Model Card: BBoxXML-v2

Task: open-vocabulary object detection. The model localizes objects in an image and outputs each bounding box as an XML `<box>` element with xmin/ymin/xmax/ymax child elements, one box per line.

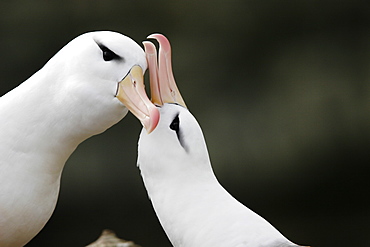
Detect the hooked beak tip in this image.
<box><xmin>141</xmin><ymin>106</ymin><xmax>160</xmax><ymax>134</ymax></box>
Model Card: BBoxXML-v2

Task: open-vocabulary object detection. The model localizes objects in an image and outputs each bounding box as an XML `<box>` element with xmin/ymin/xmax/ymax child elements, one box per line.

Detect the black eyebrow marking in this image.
<box><xmin>170</xmin><ymin>114</ymin><xmax>188</xmax><ymax>152</ymax></box>
<box><xmin>95</xmin><ymin>41</ymin><xmax>123</xmax><ymax>61</ymax></box>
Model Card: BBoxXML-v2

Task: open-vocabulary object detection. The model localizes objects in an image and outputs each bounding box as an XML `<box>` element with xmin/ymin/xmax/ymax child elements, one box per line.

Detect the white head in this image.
<box><xmin>137</xmin><ymin>34</ymin><xmax>211</xmax><ymax>182</ymax></box>
<box><xmin>46</xmin><ymin>31</ymin><xmax>147</xmax><ymax>85</ymax></box>
<box><xmin>138</xmin><ymin>103</ymin><xmax>211</xmax><ymax>180</ymax></box>
<box><xmin>34</xmin><ymin>31</ymin><xmax>159</xmax><ymax>137</ymax></box>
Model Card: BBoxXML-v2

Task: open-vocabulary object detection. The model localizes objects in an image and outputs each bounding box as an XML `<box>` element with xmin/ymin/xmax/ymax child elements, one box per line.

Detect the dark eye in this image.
<box><xmin>98</xmin><ymin>44</ymin><xmax>120</xmax><ymax>61</ymax></box>
<box><xmin>170</xmin><ymin>115</ymin><xmax>180</xmax><ymax>132</ymax></box>
<box><xmin>169</xmin><ymin>114</ymin><xmax>187</xmax><ymax>151</ymax></box>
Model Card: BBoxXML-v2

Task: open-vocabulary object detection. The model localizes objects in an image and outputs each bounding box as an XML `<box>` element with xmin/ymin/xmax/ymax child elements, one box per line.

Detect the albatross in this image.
<box><xmin>137</xmin><ymin>34</ymin><xmax>309</xmax><ymax>247</ymax></box>
<box><xmin>0</xmin><ymin>31</ymin><xmax>159</xmax><ymax>247</ymax></box>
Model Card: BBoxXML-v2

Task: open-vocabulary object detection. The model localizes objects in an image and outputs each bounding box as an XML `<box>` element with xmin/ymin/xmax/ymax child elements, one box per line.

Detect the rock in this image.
<box><xmin>86</xmin><ymin>229</ymin><xmax>142</xmax><ymax>247</ymax></box>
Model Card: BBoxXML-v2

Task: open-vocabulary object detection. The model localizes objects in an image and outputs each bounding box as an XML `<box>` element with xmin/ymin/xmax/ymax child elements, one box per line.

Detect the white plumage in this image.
<box><xmin>0</xmin><ymin>31</ymin><xmax>158</xmax><ymax>246</ymax></box>
<box><xmin>137</xmin><ymin>34</ymin><xmax>309</xmax><ymax>247</ymax></box>
<box><xmin>138</xmin><ymin>104</ymin><xmax>305</xmax><ymax>247</ymax></box>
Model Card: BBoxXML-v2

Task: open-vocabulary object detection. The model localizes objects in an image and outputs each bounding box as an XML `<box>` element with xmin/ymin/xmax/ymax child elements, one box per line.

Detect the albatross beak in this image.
<box><xmin>116</xmin><ymin>65</ymin><xmax>160</xmax><ymax>133</ymax></box>
<box><xmin>143</xmin><ymin>34</ymin><xmax>187</xmax><ymax>108</ymax></box>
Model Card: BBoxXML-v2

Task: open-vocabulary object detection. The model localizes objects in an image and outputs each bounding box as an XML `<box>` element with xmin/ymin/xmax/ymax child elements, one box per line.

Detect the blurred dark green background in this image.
<box><xmin>1</xmin><ymin>1</ymin><xmax>369</xmax><ymax>246</ymax></box>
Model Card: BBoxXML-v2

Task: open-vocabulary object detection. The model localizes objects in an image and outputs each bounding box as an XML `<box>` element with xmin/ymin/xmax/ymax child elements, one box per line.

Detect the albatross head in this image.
<box><xmin>138</xmin><ymin>103</ymin><xmax>211</xmax><ymax>178</ymax></box>
<box><xmin>41</xmin><ymin>31</ymin><xmax>159</xmax><ymax>135</ymax></box>
<box><xmin>137</xmin><ymin>34</ymin><xmax>211</xmax><ymax>180</ymax></box>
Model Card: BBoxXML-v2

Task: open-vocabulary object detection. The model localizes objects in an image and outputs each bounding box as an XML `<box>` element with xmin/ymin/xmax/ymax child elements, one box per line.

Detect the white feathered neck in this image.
<box><xmin>138</xmin><ymin>104</ymin><xmax>300</xmax><ymax>247</ymax></box>
<box><xmin>0</xmin><ymin>31</ymin><xmax>146</xmax><ymax>247</ymax></box>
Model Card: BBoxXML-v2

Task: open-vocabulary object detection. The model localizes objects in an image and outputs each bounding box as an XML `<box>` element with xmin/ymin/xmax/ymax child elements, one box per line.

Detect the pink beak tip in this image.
<box><xmin>147</xmin><ymin>34</ymin><xmax>171</xmax><ymax>53</ymax></box>
<box><xmin>143</xmin><ymin>41</ymin><xmax>156</xmax><ymax>55</ymax></box>
<box><xmin>147</xmin><ymin>33</ymin><xmax>164</xmax><ymax>40</ymax></box>
<box><xmin>145</xmin><ymin>106</ymin><xmax>160</xmax><ymax>134</ymax></box>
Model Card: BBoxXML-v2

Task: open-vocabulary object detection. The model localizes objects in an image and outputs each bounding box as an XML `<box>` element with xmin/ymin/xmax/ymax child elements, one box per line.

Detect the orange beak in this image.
<box><xmin>116</xmin><ymin>65</ymin><xmax>160</xmax><ymax>133</ymax></box>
